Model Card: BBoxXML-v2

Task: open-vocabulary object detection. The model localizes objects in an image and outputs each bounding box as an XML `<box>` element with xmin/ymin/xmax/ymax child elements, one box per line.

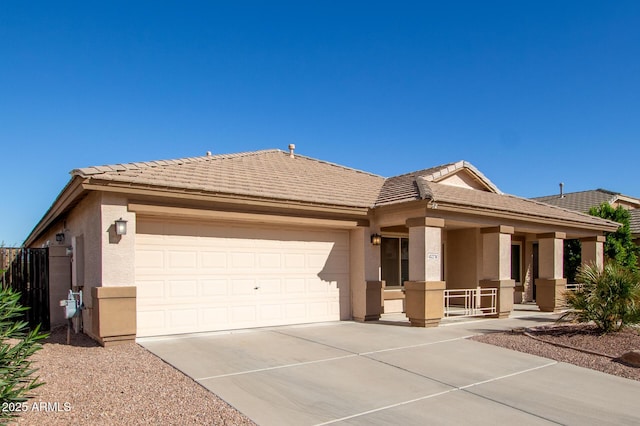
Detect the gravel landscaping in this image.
<box><xmin>12</xmin><ymin>327</ymin><xmax>255</xmax><ymax>425</ymax></box>
<box><xmin>473</xmin><ymin>323</ymin><xmax>640</xmax><ymax>382</ymax></box>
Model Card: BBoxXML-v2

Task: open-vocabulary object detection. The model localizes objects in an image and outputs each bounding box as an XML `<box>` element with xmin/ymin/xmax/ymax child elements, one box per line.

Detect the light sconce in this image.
<box><xmin>55</xmin><ymin>233</ymin><xmax>65</xmax><ymax>243</ymax></box>
<box><xmin>115</xmin><ymin>218</ymin><xmax>128</xmax><ymax>236</ymax></box>
<box><xmin>370</xmin><ymin>233</ymin><xmax>382</xmax><ymax>246</ymax></box>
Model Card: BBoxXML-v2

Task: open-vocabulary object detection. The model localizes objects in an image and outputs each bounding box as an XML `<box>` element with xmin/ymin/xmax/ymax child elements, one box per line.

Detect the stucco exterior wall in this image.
<box><xmin>350</xmin><ymin>227</ymin><xmax>367</xmax><ymax>320</ymax></box>
<box><xmin>522</xmin><ymin>235</ymin><xmax>536</xmax><ymax>302</ymax></box>
<box><xmin>438</xmin><ymin>171</ymin><xmax>488</xmax><ymax>191</ymax></box>
<box><xmin>30</xmin><ymin>192</ymin><xmax>103</xmax><ymax>329</ymax></box>
<box><xmin>445</xmin><ymin>228</ymin><xmax>480</xmax><ymax>289</ymax></box>
<box><xmin>100</xmin><ymin>193</ymin><xmax>136</xmax><ymax>287</ymax></box>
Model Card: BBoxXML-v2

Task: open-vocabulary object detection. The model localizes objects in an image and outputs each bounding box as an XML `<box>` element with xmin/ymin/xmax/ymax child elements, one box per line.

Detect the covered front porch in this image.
<box><xmin>350</xmin><ymin>209</ymin><xmax>609</xmax><ymax>328</ymax></box>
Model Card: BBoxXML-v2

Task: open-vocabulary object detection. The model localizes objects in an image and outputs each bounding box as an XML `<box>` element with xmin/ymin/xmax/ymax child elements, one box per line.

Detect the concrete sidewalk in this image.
<box><xmin>141</xmin><ymin>313</ymin><xmax>640</xmax><ymax>426</ymax></box>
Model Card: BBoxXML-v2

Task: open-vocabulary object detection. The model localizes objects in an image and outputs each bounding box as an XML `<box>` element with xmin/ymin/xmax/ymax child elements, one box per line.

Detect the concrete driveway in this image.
<box><xmin>141</xmin><ymin>314</ymin><xmax>640</xmax><ymax>425</ymax></box>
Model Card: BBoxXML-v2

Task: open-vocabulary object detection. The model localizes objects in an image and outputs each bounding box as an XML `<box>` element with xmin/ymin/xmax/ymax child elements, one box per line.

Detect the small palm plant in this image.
<box><xmin>561</xmin><ymin>262</ymin><xmax>640</xmax><ymax>333</ymax></box>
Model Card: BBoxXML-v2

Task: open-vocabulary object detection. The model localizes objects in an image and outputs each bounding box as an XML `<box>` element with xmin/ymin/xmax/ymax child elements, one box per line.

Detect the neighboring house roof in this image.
<box><xmin>75</xmin><ymin>149</ymin><xmax>386</xmax><ymax>209</ymax></box>
<box><xmin>532</xmin><ymin>188</ymin><xmax>640</xmax><ymax>235</ymax></box>
<box><xmin>630</xmin><ymin>209</ymin><xmax>640</xmax><ymax>237</ymax></box>
<box><xmin>532</xmin><ymin>189</ymin><xmax>626</xmax><ymax>213</ymax></box>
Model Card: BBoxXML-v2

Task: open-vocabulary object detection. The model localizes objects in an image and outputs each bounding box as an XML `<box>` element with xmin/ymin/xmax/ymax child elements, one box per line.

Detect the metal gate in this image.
<box><xmin>0</xmin><ymin>248</ymin><xmax>50</xmax><ymax>331</ymax></box>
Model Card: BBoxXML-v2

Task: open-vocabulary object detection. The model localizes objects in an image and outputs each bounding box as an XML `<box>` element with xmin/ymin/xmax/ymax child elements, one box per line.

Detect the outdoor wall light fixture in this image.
<box><xmin>115</xmin><ymin>218</ymin><xmax>128</xmax><ymax>236</ymax></box>
<box><xmin>55</xmin><ymin>233</ymin><xmax>65</xmax><ymax>243</ymax></box>
<box><xmin>370</xmin><ymin>233</ymin><xmax>382</xmax><ymax>246</ymax></box>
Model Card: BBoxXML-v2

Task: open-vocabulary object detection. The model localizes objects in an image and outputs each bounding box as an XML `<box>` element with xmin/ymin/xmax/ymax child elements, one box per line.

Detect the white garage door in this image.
<box><xmin>135</xmin><ymin>218</ymin><xmax>350</xmax><ymax>337</ymax></box>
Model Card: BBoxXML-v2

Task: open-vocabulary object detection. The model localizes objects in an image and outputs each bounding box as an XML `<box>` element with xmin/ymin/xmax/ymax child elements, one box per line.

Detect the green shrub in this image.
<box><xmin>588</xmin><ymin>203</ymin><xmax>638</xmax><ymax>272</ymax></box>
<box><xmin>0</xmin><ymin>286</ymin><xmax>48</xmax><ymax>421</ymax></box>
<box><xmin>561</xmin><ymin>263</ymin><xmax>640</xmax><ymax>332</ymax></box>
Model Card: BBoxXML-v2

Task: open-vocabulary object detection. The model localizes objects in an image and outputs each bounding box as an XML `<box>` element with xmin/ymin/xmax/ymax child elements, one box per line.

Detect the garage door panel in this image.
<box><xmin>201</xmin><ymin>307</ymin><xmax>229</xmax><ymax>326</ymax></box>
<box><xmin>257</xmin><ymin>279</ymin><xmax>282</xmax><ymax>294</ymax></box>
<box><xmin>168</xmin><ymin>280</ymin><xmax>198</xmax><ymax>298</ymax></box>
<box><xmin>138</xmin><ymin>310</ymin><xmax>166</xmax><ymax>332</ymax></box>
<box><xmin>200</xmin><ymin>279</ymin><xmax>229</xmax><ymax>297</ymax></box>
<box><xmin>231</xmin><ymin>305</ymin><xmax>258</xmax><ymax>322</ymax></box>
<box><xmin>308</xmin><ymin>302</ymin><xmax>330</xmax><ymax>317</ymax></box>
<box><xmin>258</xmin><ymin>253</ymin><xmax>282</xmax><ymax>268</ymax></box>
<box><xmin>137</xmin><ymin>280</ymin><xmax>165</xmax><ymax>300</ymax></box>
<box><xmin>137</xmin><ymin>250</ymin><xmax>164</xmax><ymax>269</ymax></box>
<box><xmin>168</xmin><ymin>309</ymin><xmax>198</xmax><ymax>328</ymax></box>
<box><xmin>260</xmin><ymin>304</ymin><xmax>283</xmax><ymax>321</ymax></box>
<box><xmin>285</xmin><ymin>278</ymin><xmax>306</xmax><ymax>293</ymax></box>
<box><xmin>284</xmin><ymin>254</ymin><xmax>306</xmax><ymax>269</ymax></box>
<box><xmin>324</xmin><ymin>250</ymin><xmax>350</xmax><ymax>271</ymax></box>
<box><xmin>231</xmin><ymin>279</ymin><xmax>257</xmax><ymax>296</ymax></box>
<box><xmin>201</xmin><ymin>251</ymin><xmax>228</xmax><ymax>269</ymax></box>
<box><xmin>231</xmin><ymin>252</ymin><xmax>255</xmax><ymax>268</ymax></box>
<box><xmin>136</xmin><ymin>220</ymin><xmax>350</xmax><ymax>337</ymax></box>
<box><xmin>167</xmin><ymin>250</ymin><xmax>197</xmax><ymax>269</ymax></box>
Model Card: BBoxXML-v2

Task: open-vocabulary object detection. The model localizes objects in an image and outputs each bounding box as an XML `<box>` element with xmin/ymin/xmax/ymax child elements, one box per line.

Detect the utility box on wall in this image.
<box><xmin>91</xmin><ymin>286</ymin><xmax>136</xmax><ymax>346</ymax></box>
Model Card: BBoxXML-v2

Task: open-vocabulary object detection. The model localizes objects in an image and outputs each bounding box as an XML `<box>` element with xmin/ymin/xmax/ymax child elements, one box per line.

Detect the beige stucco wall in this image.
<box><xmin>408</xmin><ymin>220</ymin><xmax>443</xmax><ymax>282</ymax></box>
<box><xmin>349</xmin><ymin>227</ymin><xmax>367</xmax><ymax>320</ymax></box>
<box><xmin>438</xmin><ymin>171</ymin><xmax>488</xmax><ymax>191</ymax></box>
<box><xmin>538</xmin><ymin>234</ymin><xmax>564</xmax><ymax>280</ymax></box>
<box><xmin>481</xmin><ymin>229</ymin><xmax>512</xmax><ymax>281</ymax></box>
<box><xmin>29</xmin><ymin>191</ymin><xmax>136</xmax><ymax>334</ymax></box>
<box><xmin>445</xmin><ymin>228</ymin><xmax>481</xmax><ymax>289</ymax></box>
<box><xmin>30</xmin><ymin>192</ymin><xmax>103</xmax><ymax>329</ymax></box>
<box><xmin>521</xmin><ymin>236</ymin><xmax>534</xmax><ymax>302</ymax></box>
<box><xmin>100</xmin><ymin>193</ymin><xmax>136</xmax><ymax>287</ymax></box>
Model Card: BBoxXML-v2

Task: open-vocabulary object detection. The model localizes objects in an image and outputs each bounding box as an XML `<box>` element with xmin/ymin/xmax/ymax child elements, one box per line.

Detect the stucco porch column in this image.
<box><xmin>479</xmin><ymin>226</ymin><xmax>515</xmax><ymax>318</ymax></box>
<box><xmin>404</xmin><ymin>217</ymin><xmax>445</xmax><ymax>327</ymax></box>
<box><xmin>535</xmin><ymin>232</ymin><xmax>567</xmax><ymax>312</ymax></box>
<box><xmin>350</xmin><ymin>227</ymin><xmax>384</xmax><ymax>322</ymax></box>
<box><xmin>580</xmin><ymin>235</ymin><xmax>605</xmax><ymax>271</ymax></box>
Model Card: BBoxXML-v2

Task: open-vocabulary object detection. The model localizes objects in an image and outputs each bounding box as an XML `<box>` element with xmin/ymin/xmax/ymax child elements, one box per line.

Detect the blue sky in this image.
<box><xmin>1</xmin><ymin>1</ymin><xmax>639</xmax><ymax>245</ymax></box>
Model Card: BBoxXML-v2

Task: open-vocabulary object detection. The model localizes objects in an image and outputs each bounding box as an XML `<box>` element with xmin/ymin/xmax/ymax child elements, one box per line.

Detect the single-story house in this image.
<box><xmin>26</xmin><ymin>148</ymin><xmax>618</xmax><ymax>345</ymax></box>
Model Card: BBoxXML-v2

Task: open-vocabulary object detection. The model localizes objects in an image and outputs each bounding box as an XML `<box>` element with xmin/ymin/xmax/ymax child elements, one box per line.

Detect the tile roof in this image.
<box><xmin>375</xmin><ymin>165</ymin><xmax>449</xmax><ymax>206</ymax></box>
<box><xmin>375</xmin><ymin>160</ymin><xmax>501</xmax><ymax>206</ymax></box>
<box><xmin>533</xmin><ymin>188</ymin><xmax>640</xmax><ymax>234</ymax></box>
<box><xmin>74</xmin><ymin>149</ymin><xmax>386</xmax><ymax>208</ymax></box>
<box><xmin>532</xmin><ymin>189</ymin><xmax>620</xmax><ymax>213</ymax></box>
<box><xmin>69</xmin><ymin>149</ymin><xmax>618</xmax><ymax>229</ymax></box>
<box><xmin>424</xmin><ymin>182</ymin><xmax>618</xmax><ymax>228</ymax></box>
<box><xmin>629</xmin><ymin>209</ymin><xmax>640</xmax><ymax>236</ymax></box>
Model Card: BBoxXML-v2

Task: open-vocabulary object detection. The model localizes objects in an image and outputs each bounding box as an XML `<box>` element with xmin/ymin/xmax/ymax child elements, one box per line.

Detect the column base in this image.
<box><xmin>405</xmin><ymin>281</ymin><xmax>445</xmax><ymax>328</ymax></box>
<box><xmin>353</xmin><ymin>281</ymin><xmax>384</xmax><ymax>322</ymax></box>
<box><xmin>535</xmin><ymin>278</ymin><xmax>567</xmax><ymax>312</ymax></box>
<box><xmin>408</xmin><ymin>318</ymin><xmax>441</xmax><ymax>327</ymax></box>
<box><xmin>92</xmin><ymin>286</ymin><xmax>137</xmax><ymax>347</ymax></box>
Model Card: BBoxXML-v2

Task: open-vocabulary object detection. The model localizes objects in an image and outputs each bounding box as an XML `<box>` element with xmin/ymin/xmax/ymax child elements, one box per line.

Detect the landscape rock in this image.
<box><xmin>617</xmin><ymin>350</ymin><xmax>640</xmax><ymax>368</ymax></box>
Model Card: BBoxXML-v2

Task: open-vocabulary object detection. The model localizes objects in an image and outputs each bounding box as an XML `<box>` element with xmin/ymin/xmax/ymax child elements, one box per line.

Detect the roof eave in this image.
<box><xmin>81</xmin><ymin>180</ymin><xmax>372</xmax><ymax>217</ymax></box>
<box><xmin>24</xmin><ymin>177</ymin><xmax>87</xmax><ymax>247</ymax></box>
<box><xmin>435</xmin><ymin>202</ymin><xmax>619</xmax><ymax>233</ymax></box>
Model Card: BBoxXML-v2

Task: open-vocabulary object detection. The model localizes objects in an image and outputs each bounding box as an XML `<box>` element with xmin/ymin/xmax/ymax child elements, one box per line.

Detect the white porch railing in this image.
<box><xmin>443</xmin><ymin>288</ymin><xmax>497</xmax><ymax>318</ymax></box>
